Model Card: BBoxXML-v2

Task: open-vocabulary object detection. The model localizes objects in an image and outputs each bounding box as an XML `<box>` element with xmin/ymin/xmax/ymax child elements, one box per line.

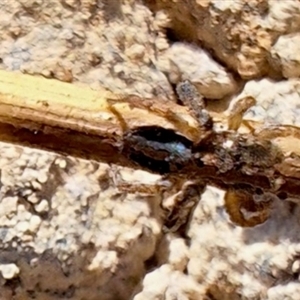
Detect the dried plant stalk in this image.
<box><xmin>1</xmin><ymin>70</ymin><xmax>300</xmax><ymax>205</ymax></box>
<box><xmin>0</xmin><ymin>70</ymin><xmax>197</xmax><ymax>166</ymax></box>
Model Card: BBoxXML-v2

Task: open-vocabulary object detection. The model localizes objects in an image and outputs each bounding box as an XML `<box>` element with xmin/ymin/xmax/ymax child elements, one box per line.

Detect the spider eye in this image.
<box><xmin>276</xmin><ymin>191</ymin><xmax>287</xmax><ymax>200</ymax></box>
<box><xmin>255</xmin><ymin>187</ymin><xmax>264</xmax><ymax>195</ymax></box>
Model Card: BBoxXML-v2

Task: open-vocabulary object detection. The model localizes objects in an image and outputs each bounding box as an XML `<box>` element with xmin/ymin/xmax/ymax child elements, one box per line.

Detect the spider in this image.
<box><xmin>107</xmin><ymin>80</ymin><xmax>295</xmax><ymax>233</ymax></box>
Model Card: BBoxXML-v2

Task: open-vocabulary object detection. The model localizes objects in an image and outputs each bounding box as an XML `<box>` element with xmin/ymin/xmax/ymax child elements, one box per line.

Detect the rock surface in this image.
<box><xmin>0</xmin><ymin>0</ymin><xmax>300</xmax><ymax>299</ymax></box>
<box><xmin>146</xmin><ymin>0</ymin><xmax>300</xmax><ymax>79</ymax></box>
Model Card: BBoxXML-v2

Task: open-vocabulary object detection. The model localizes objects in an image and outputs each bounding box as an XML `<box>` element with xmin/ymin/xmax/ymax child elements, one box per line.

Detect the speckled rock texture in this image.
<box><xmin>1</xmin><ymin>0</ymin><xmax>300</xmax><ymax>299</ymax></box>
<box><xmin>0</xmin><ymin>146</ymin><xmax>162</xmax><ymax>299</ymax></box>
<box><xmin>146</xmin><ymin>0</ymin><xmax>300</xmax><ymax>80</ymax></box>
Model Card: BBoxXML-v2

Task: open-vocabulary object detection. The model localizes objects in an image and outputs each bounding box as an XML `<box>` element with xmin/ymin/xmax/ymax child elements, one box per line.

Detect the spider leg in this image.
<box><xmin>176</xmin><ymin>80</ymin><xmax>213</xmax><ymax>130</ymax></box>
<box><xmin>162</xmin><ymin>180</ymin><xmax>206</xmax><ymax>234</ymax></box>
<box><xmin>109</xmin><ymin>165</ymin><xmax>173</xmax><ymax>195</ymax></box>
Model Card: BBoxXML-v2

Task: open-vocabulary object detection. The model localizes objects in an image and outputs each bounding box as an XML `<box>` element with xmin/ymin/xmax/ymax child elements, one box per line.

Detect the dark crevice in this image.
<box><xmin>165</xmin><ymin>27</ymin><xmax>182</xmax><ymax>43</ymax></box>
<box><xmin>123</xmin><ymin>126</ymin><xmax>193</xmax><ymax>174</ymax></box>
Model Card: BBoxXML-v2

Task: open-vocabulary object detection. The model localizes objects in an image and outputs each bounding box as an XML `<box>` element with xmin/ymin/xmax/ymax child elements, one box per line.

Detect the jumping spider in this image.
<box><xmin>107</xmin><ymin>80</ymin><xmax>285</xmax><ymax>233</ymax></box>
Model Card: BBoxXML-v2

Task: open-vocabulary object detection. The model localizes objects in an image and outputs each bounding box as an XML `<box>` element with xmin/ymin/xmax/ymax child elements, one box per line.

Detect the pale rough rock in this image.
<box><xmin>271</xmin><ymin>33</ymin><xmax>300</xmax><ymax>78</ymax></box>
<box><xmin>165</xmin><ymin>43</ymin><xmax>237</xmax><ymax>99</ymax></box>
<box><xmin>0</xmin><ymin>263</ymin><xmax>20</xmax><ymax>279</ymax></box>
<box><xmin>228</xmin><ymin>79</ymin><xmax>300</xmax><ymax>126</ymax></box>
<box><xmin>267</xmin><ymin>283</ymin><xmax>300</xmax><ymax>300</ymax></box>
<box><xmin>187</xmin><ymin>186</ymin><xmax>300</xmax><ymax>300</ymax></box>
<box><xmin>134</xmin><ymin>264</ymin><xmax>206</xmax><ymax>300</ymax></box>
<box><xmin>0</xmin><ymin>0</ymin><xmax>173</xmax><ymax>99</ymax></box>
<box><xmin>0</xmin><ymin>0</ymin><xmax>241</xmax><ymax>101</ymax></box>
<box><xmin>1</xmin><ymin>0</ymin><xmax>300</xmax><ymax>300</ymax></box>
<box><xmin>0</xmin><ymin>143</ymin><xmax>162</xmax><ymax>299</ymax></box>
<box><xmin>148</xmin><ymin>0</ymin><xmax>300</xmax><ymax>78</ymax></box>
<box><xmin>134</xmin><ymin>236</ymin><xmax>206</xmax><ymax>299</ymax></box>
<box><xmin>135</xmin><ymin>185</ymin><xmax>300</xmax><ymax>299</ymax></box>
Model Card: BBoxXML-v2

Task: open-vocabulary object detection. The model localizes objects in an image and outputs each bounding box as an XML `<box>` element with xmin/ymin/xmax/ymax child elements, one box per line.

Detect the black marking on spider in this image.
<box><xmin>122</xmin><ymin>126</ymin><xmax>194</xmax><ymax>174</ymax></box>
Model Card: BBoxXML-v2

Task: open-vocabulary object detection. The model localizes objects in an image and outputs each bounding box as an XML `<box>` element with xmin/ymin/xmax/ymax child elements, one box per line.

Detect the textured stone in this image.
<box><xmin>271</xmin><ymin>33</ymin><xmax>300</xmax><ymax>78</ymax></box>
<box><xmin>146</xmin><ymin>0</ymin><xmax>300</xmax><ymax>79</ymax></box>
<box><xmin>0</xmin><ymin>263</ymin><xmax>20</xmax><ymax>279</ymax></box>
<box><xmin>0</xmin><ymin>0</ymin><xmax>300</xmax><ymax>299</ymax></box>
<box><xmin>166</xmin><ymin>43</ymin><xmax>237</xmax><ymax>99</ymax></box>
<box><xmin>0</xmin><ymin>142</ymin><xmax>163</xmax><ymax>299</ymax></box>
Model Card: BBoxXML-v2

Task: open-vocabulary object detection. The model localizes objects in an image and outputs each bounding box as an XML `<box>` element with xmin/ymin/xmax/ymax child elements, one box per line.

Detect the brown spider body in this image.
<box><xmin>107</xmin><ymin>80</ymin><xmax>300</xmax><ymax>233</ymax></box>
